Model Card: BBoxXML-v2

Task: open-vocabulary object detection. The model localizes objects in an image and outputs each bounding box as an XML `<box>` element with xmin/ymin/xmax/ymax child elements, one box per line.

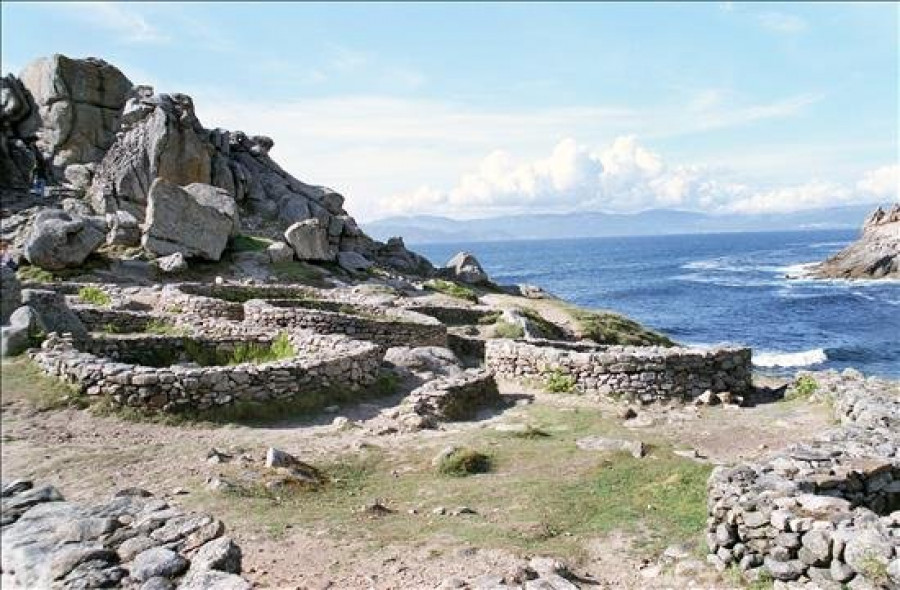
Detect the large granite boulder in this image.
<box><xmin>1</xmin><ymin>266</ymin><xmax>22</xmax><ymax>323</ymax></box>
<box><xmin>1</xmin><ymin>306</ymin><xmax>38</xmax><ymax>357</ymax></box>
<box><xmin>813</xmin><ymin>204</ymin><xmax>900</xmax><ymax>279</ymax></box>
<box><xmin>17</xmin><ymin>54</ymin><xmax>132</xmax><ymax>183</ymax></box>
<box><xmin>0</xmin><ymin>74</ymin><xmax>40</xmax><ymax>189</ymax></box>
<box><xmin>20</xmin><ymin>289</ymin><xmax>87</xmax><ymax>340</ymax></box>
<box><xmin>441</xmin><ymin>251</ymin><xmax>489</xmax><ymax>284</ymax></box>
<box><xmin>23</xmin><ymin>209</ymin><xmax>106</xmax><ymax>270</ymax></box>
<box><xmin>375</xmin><ymin>237</ymin><xmax>434</xmax><ymax>276</ymax></box>
<box><xmin>142</xmin><ymin>179</ymin><xmax>237</xmax><ymax>261</ymax></box>
<box><xmin>284</xmin><ymin>218</ymin><xmax>335</xmax><ymax>261</ymax></box>
<box><xmin>337</xmin><ymin>250</ymin><xmax>372</xmax><ymax>272</ymax></box>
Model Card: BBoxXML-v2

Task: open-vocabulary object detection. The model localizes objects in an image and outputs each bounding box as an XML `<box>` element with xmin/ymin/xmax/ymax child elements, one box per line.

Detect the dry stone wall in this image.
<box><xmin>485</xmin><ymin>338</ymin><xmax>751</xmax><ymax>402</ymax></box>
<box><xmin>705</xmin><ymin>370</ymin><xmax>899</xmax><ymax>588</ymax></box>
<box><xmin>243</xmin><ymin>298</ymin><xmax>447</xmax><ymax>349</ymax></box>
<box><xmin>29</xmin><ymin>330</ymin><xmax>382</xmax><ymax>413</ymax></box>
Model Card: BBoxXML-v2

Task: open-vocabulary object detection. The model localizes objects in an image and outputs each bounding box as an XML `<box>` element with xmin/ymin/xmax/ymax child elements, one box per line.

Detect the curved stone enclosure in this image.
<box><xmin>243</xmin><ymin>298</ymin><xmax>447</xmax><ymax>348</ymax></box>
<box><xmin>485</xmin><ymin>338</ymin><xmax>751</xmax><ymax>402</ymax></box>
<box><xmin>705</xmin><ymin>371</ymin><xmax>899</xmax><ymax>587</ymax></box>
<box><xmin>29</xmin><ymin>330</ymin><xmax>382</xmax><ymax>412</ymax></box>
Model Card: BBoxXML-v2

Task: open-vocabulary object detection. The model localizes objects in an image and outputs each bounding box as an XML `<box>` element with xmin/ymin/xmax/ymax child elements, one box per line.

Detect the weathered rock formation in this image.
<box><xmin>1</xmin><ymin>54</ymin><xmax>433</xmax><ymax>274</ymax></box>
<box><xmin>812</xmin><ymin>204</ymin><xmax>900</xmax><ymax>279</ymax></box>
<box><xmin>23</xmin><ymin>209</ymin><xmax>106</xmax><ymax>269</ymax></box>
<box><xmin>1</xmin><ymin>480</ymin><xmax>250</xmax><ymax>589</ymax></box>
<box><xmin>441</xmin><ymin>251</ymin><xmax>489</xmax><ymax>285</ymax></box>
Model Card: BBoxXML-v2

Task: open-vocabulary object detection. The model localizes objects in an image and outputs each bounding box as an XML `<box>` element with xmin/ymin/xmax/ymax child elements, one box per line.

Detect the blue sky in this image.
<box><xmin>2</xmin><ymin>2</ymin><xmax>897</xmax><ymax>220</ymax></box>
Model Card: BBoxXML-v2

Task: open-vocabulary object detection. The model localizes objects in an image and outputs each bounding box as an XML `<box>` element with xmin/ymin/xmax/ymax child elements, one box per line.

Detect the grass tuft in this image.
<box><xmin>563</xmin><ymin>304</ymin><xmax>675</xmax><ymax>346</ymax></box>
<box><xmin>423</xmin><ymin>279</ymin><xmax>479</xmax><ymax>303</ymax></box>
<box><xmin>437</xmin><ymin>448</ymin><xmax>492</xmax><ymax>477</ymax></box>
<box><xmin>0</xmin><ymin>358</ymin><xmax>85</xmax><ymax>411</ymax></box>
<box><xmin>230</xmin><ymin>234</ymin><xmax>273</xmax><ymax>253</ymax></box>
<box><xmin>493</xmin><ymin>320</ymin><xmax>525</xmax><ymax>339</ymax></box>
<box><xmin>544</xmin><ymin>369</ymin><xmax>577</xmax><ymax>393</ymax></box>
<box><xmin>143</xmin><ymin>319</ymin><xmax>190</xmax><ymax>336</ymax></box>
<box><xmin>78</xmin><ymin>286</ymin><xmax>112</xmax><ymax>306</ymax></box>
<box><xmin>788</xmin><ymin>375</ymin><xmax>819</xmax><ymax>399</ymax></box>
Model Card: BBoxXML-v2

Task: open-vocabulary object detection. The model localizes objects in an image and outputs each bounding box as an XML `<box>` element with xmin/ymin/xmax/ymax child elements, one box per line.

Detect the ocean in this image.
<box><xmin>414</xmin><ymin>229</ymin><xmax>900</xmax><ymax>378</ymax></box>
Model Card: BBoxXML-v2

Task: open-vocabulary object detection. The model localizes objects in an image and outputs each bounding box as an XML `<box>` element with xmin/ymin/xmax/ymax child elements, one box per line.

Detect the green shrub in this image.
<box><xmin>423</xmin><ymin>279</ymin><xmax>478</xmax><ymax>303</ymax></box>
<box><xmin>565</xmin><ymin>305</ymin><xmax>675</xmax><ymax>346</ymax></box>
<box><xmin>493</xmin><ymin>320</ymin><xmax>525</xmax><ymax>339</ymax></box>
<box><xmin>228</xmin><ymin>332</ymin><xmax>295</xmax><ymax>365</ymax></box>
<box><xmin>437</xmin><ymin>448</ymin><xmax>492</xmax><ymax>477</ymax></box>
<box><xmin>78</xmin><ymin>286</ymin><xmax>112</xmax><ymax>306</ymax></box>
<box><xmin>791</xmin><ymin>375</ymin><xmax>819</xmax><ymax>398</ymax></box>
<box><xmin>544</xmin><ymin>369</ymin><xmax>577</xmax><ymax>393</ymax></box>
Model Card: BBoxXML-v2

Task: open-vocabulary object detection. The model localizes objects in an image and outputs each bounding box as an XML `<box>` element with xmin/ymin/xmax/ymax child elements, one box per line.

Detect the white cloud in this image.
<box><xmin>856</xmin><ymin>164</ymin><xmax>899</xmax><ymax>199</ymax></box>
<box><xmin>757</xmin><ymin>11</ymin><xmax>808</xmax><ymax>34</ymax></box>
<box><xmin>58</xmin><ymin>2</ymin><xmax>169</xmax><ymax>44</ymax></box>
<box><xmin>381</xmin><ymin>136</ymin><xmax>892</xmax><ymax>217</ymax></box>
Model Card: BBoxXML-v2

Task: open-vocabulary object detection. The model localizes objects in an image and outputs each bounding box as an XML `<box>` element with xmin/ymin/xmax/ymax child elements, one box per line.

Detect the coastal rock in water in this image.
<box><xmin>17</xmin><ymin>54</ymin><xmax>132</xmax><ymax>181</ymax></box>
<box><xmin>1</xmin><ymin>266</ymin><xmax>22</xmax><ymax>323</ymax></box>
<box><xmin>441</xmin><ymin>251</ymin><xmax>489</xmax><ymax>284</ymax></box>
<box><xmin>284</xmin><ymin>218</ymin><xmax>335</xmax><ymax>261</ymax></box>
<box><xmin>142</xmin><ymin>179</ymin><xmax>237</xmax><ymax>261</ymax></box>
<box><xmin>812</xmin><ymin>204</ymin><xmax>899</xmax><ymax>279</ymax></box>
<box><xmin>23</xmin><ymin>209</ymin><xmax>106</xmax><ymax>270</ymax></box>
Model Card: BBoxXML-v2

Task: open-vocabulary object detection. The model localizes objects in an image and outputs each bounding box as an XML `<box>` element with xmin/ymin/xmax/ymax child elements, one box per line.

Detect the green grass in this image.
<box><xmin>493</xmin><ymin>320</ymin><xmax>525</xmax><ymax>339</ymax></box>
<box><xmin>186</xmin><ymin>403</ymin><xmax>711</xmax><ymax>561</ymax></box>
<box><xmin>423</xmin><ymin>279</ymin><xmax>479</xmax><ymax>303</ymax></box>
<box><xmin>515</xmin><ymin>307</ymin><xmax>568</xmax><ymax>340</ymax></box>
<box><xmin>78</xmin><ymin>286</ymin><xmax>112</xmax><ymax>306</ymax></box>
<box><xmin>561</xmin><ymin>304</ymin><xmax>675</xmax><ymax>347</ymax></box>
<box><xmin>143</xmin><ymin>319</ymin><xmax>190</xmax><ymax>336</ymax></box>
<box><xmin>437</xmin><ymin>448</ymin><xmax>492</xmax><ymax>477</ymax></box>
<box><xmin>544</xmin><ymin>369</ymin><xmax>577</xmax><ymax>393</ymax></box>
<box><xmin>0</xmin><ymin>357</ymin><xmax>85</xmax><ymax>411</ymax></box>
<box><xmin>16</xmin><ymin>265</ymin><xmax>56</xmax><ymax>283</ymax></box>
<box><xmin>230</xmin><ymin>234</ymin><xmax>273</xmax><ymax>253</ymax></box>
<box><xmin>270</xmin><ymin>261</ymin><xmax>328</xmax><ymax>286</ymax></box>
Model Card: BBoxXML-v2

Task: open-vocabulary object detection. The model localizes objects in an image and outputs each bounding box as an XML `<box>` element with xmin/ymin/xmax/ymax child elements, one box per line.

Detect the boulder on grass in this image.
<box><xmin>284</xmin><ymin>218</ymin><xmax>335</xmax><ymax>261</ymax></box>
<box><xmin>142</xmin><ymin>179</ymin><xmax>238</xmax><ymax>261</ymax></box>
<box><xmin>23</xmin><ymin>209</ymin><xmax>106</xmax><ymax>270</ymax></box>
<box><xmin>1</xmin><ymin>306</ymin><xmax>39</xmax><ymax>357</ymax></box>
<box><xmin>266</xmin><ymin>241</ymin><xmax>293</xmax><ymax>264</ymax></box>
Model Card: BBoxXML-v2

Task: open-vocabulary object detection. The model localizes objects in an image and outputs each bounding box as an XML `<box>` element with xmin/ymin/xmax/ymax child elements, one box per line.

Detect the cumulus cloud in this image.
<box><xmin>382</xmin><ymin>137</ymin><xmax>893</xmax><ymax>217</ymax></box>
<box><xmin>856</xmin><ymin>164</ymin><xmax>899</xmax><ymax>199</ymax></box>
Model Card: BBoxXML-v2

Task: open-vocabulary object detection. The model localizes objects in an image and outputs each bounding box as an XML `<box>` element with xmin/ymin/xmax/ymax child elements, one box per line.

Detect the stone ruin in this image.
<box><xmin>706</xmin><ymin>370</ymin><xmax>899</xmax><ymax>588</ymax></box>
<box><xmin>485</xmin><ymin>338</ymin><xmax>752</xmax><ymax>403</ymax></box>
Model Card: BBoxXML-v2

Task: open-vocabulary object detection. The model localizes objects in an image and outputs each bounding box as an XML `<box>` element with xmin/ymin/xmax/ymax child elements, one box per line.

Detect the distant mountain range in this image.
<box><xmin>362</xmin><ymin>205</ymin><xmax>877</xmax><ymax>244</ymax></box>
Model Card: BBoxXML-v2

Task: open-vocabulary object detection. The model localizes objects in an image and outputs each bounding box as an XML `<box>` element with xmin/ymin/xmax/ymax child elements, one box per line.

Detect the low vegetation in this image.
<box><xmin>424</xmin><ymin>279</ymin><xmax>479</xmax><ymax>303</ymax></box>
<box><xmin>515</xmin><ymin>307</ymin><xmax>568</xmax><ymax>340</ymax></box>
<box><xmin>77</xmin><ymin>286</ymin><xmax>112</xmax><ymax>306</ymax></box>
<box><xmin>143</xmin><ymin>319</ymin><xmax>190</xmax><ymax>336</ymax></box>
<box><xmin>230</xmin><ymin>234</ymin><xmax>273</xmax><ymax>253</ymax></box>
<box><xmin>270</xmin><ymin>261</ymin><xmax>328</xmax><ymax>287</ymax></box>
<box><xmin>562</xmin><ymin>304</ymin><xmax>675</xmax><ymax>346</ymax></box>
<box><xmin>0</xmin><ymin>358</ymin><xmax>84</xmax><ymax>411</ymax></box>
<box><xmin>789</xmin><ymin>375</ymin><xmax>819</xmax><ymax>399</ymax></box>
<box><xmin>492</xmin><ymin>320</ymin><xmax>525</xmax><ymax>339</ymax></box>
<box><xmin>544</xmin><ymin>369</ymin><xmax>577</xmax><ymax>393</ymax></box>
<box><xmin>437</xmin><ymin>448</ymin><xmax>492</xmax><ymax>477</ymax></box>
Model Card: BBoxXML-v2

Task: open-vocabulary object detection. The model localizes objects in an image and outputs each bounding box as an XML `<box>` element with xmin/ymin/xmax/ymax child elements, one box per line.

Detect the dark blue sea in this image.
<box><xmin>414</xmin><ymin>230</ymin><xmax>900</xmax><ymax>378</ymax></box>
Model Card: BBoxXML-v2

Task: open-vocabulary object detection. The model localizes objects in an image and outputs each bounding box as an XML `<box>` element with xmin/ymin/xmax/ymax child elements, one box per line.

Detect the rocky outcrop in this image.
<box><xmin>23</xmin><ymin>209</ymin><xmax>106</xmax><ymax>270</ymax></box>
<box><xmin>142</xmin><ymin>179</ymin><xmax>238</xmax><ymax>261</ymax></box>
<box><xmin>812</xmin><ymin>204</ymin><xmax>899</xmax><ymax>279</ymax></box>
<box><xmin>0</xmin><ymin>481</ymin><xmax>250</xmax><ymax>589</ymax></box>
<box><xmin>1</xmin><ymin>266</ymin><xmax>21</xmax><ymax>323</ymax></box>
<box><xmin>20</xmin><ymin>288</ymin><xmax>88</xmax><ymax>340</ymax></box>
<box><xmin>283</xmin><ymin>218</ymin><xmax>335</xmax><ymax>261</ymax></box>
<box><xmin>441</xmin><ymin>251</ymin><xmax>489</xmax><ymax>284</ymax></box>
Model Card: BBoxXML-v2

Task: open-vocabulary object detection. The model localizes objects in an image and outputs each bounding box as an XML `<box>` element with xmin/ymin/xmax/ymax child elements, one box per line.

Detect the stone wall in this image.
<box><xmin>485</xmin><ymin>338</ymin><xmax>751</xmax><ymax>402</ymax></box>
<box><xmin>396</xmin><ymin>369</ymin><xmax>501</xmax><ymax>430</ymax></box>
<box><xmin>705</xmin><ymin>370</ymin><xmax>899</xmax><ymax>588</ymax></box>
<box><xmin>73</xmin><ymin>306</ymin><xmax>158</xmax><ymax>333</ymax></box>
<box><xmin>243</xmin><ymin>298</ymin><xmax>447</xmax><ymax>349</ymax></box>
<box><xmin>29</xmin><ymin>330</ymin><xmax>383</xmax><ymax>413</ymax></box>
<box><xmin>403</xmin><ymin>303</ymin><xmax>497</xmax><ymax>326</ymax></box>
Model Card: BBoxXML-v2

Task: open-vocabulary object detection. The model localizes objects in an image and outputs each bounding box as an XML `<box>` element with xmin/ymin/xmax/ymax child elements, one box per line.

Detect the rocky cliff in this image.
<box><xmin>0</xmin><ymin>54</ymin><xmax>432</xmax><ymax>275</ymax></box>
<box><xmin>812</xmin><ymin>203</ymin><xmax>900</xmax><ymax>279</ymax></box>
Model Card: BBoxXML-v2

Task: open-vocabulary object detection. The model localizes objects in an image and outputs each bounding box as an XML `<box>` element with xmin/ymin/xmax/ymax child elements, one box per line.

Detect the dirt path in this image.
<box><xmin>1</xmin><ymin>367</ymin><xmax>830</xmax><ymax>589</ymax></box>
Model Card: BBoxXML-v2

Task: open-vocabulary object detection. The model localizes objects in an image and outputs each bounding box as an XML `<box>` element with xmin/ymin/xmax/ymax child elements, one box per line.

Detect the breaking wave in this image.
<box><xmin>753</xmin><ymin>349</ymin><xmax>828</xmax><ymax>368</ymax></box>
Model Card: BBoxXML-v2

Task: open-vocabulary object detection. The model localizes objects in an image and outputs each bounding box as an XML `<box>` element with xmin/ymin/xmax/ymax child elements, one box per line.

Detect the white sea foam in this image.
<box><xmin>753</xmin><ymin>349</ymin><xmax>828</xmax><ymax>368</ymax></box>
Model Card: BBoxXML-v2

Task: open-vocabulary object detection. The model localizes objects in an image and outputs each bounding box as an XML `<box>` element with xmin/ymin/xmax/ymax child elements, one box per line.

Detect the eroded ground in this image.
<box><xmin>0</xmin><ymin>359</ymin><xmax>831</xmax><ymax>589</ymax></box>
